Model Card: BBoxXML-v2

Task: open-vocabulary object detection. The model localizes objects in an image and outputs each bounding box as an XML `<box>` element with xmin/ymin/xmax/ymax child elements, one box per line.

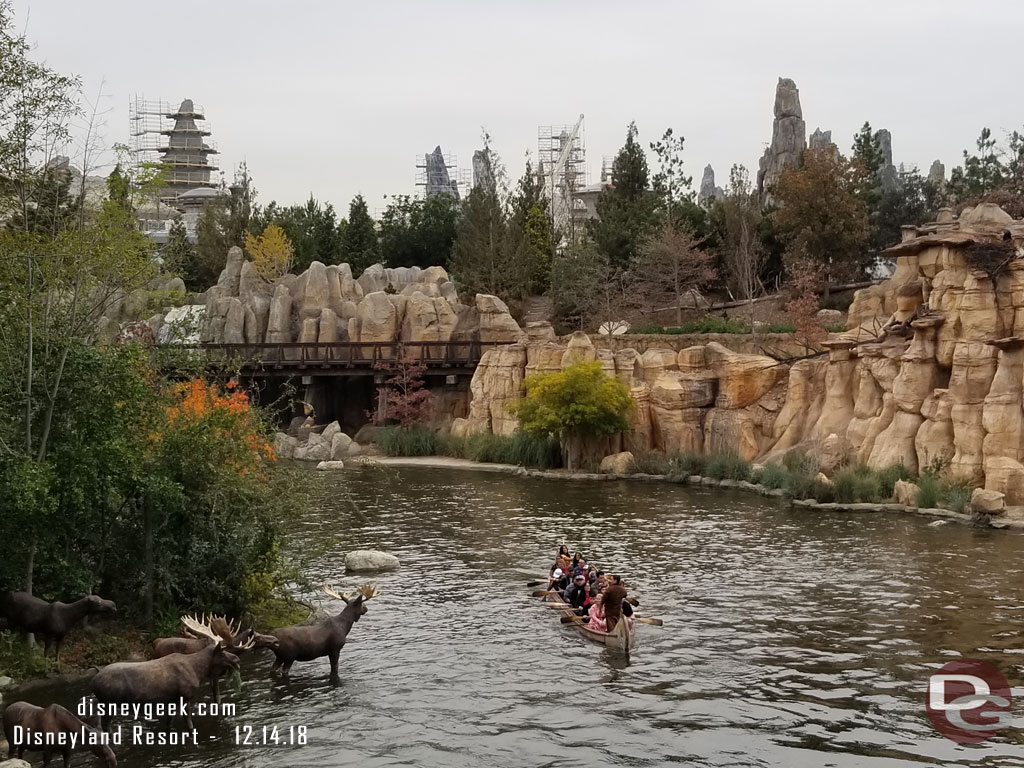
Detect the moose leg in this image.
<box><xmin>212</xmin><ymin>677</ymin><xmax>221</xmax><ymax>706</ymax></box>
<box><xmin>184</xmin><ymin>705</ymin><xmax>195</xmax><ymax>732</ymax></box>
<box><xmin>328</xmin><ymin>648</ymin><xmax>341</xmax><ymax>679</ymax></box>
<box><xmin>282</xmin><ymin>660</ymin><xmax>295</xmax><ymax>677</ymax></box>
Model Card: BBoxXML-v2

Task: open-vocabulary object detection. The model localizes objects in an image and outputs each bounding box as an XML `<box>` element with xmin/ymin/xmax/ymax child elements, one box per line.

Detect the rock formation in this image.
<box><xmin>458</xmin><ymin>203</ymin><xmax>1024</xmax><ymax>504</ymax></box>
<box><xmin>928</xmin><ymin>160</ymin><xmax>946</xmax><ymax>189</ymax></box>
<box><xmin>698</xmin><ymin>164</ymin><xmax>724</xmax><ymax>206</ymax></box>
<box><xmin>757</xmin><ymin>78</ymin><xmax>807</xmax><ymax>206</ymax></box>
<box><xmin>199</xmin><ymin>261</ymin><xmax>523</xmax><ymax>348</ymax></box>
<box><xmin>875</xmin><ymin>128</ymin><xmax>898</xmax><ymax>193</ymax></box>
<box><xmin>808</xmin><ymin>128</ymin><xmax>833</xmax><ymax>152</ymax></box>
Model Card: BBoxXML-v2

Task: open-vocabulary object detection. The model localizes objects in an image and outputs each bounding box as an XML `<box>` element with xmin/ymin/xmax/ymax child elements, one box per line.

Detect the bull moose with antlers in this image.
<box><xmin>90</xmin><ymin>615</ymin><xmax>252</xmax><ymax>730</ymax></box>
<box><xmin>269</xmin><ymin>584</ymin><xmax>377</xmax><ymax>679</ymax></box>
<box><xmin>151</xmin><ymin>615</ymin><xmax>279</xmax><ymax>659</ymax></box>
<box><xmin>1</xmin><ymin>591</ymin><xmax>116</xmax><ymax>661</ymax></box>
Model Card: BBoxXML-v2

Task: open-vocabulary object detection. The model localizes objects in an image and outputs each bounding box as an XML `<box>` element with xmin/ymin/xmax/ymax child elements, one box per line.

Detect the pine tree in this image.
<box><xmin>588</xmin><ymin>122</ymin><xmax>659</xmax><ymax>268</ymax></box>
<box><xmin>507</xmin><ymin>159</ymin><xmax>553</xmax><ymax>294</ymax></box>
<box><xmin>162</xmin><ymin>216</ymin><xmax>194</xmax><ymax>277</ymax></box>
<box><xmin>449</xmin><ymin>185</ymin><xmax>514</xmax><ymax>298</ymax></box>
<box><xmin>192</xmin><ymin>201</ymin><xmax>232</xmax><ymax>291</ymax></box>
<box><xmin>339</xmin><ymin>194</ymin><xmax>378</xmax><ymax>274</ymax></box>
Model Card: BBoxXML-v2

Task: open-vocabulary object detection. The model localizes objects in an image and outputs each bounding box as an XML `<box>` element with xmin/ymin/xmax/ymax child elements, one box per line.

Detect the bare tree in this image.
<box><xmin>633</xmin><ymin>219</ymin><xmax>715</xmax><ymax>325</ymax></box>
<box><xmin>717</xmin><ymin>165</ymin><xmax>765</xmax><ymax>326</ymax></box>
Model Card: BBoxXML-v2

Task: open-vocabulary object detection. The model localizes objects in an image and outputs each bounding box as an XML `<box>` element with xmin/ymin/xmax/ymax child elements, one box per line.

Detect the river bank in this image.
<box><xmin>351</xmin><ymin>455</ymin><xmax>1024</xmax><ymax>531</ymax></box>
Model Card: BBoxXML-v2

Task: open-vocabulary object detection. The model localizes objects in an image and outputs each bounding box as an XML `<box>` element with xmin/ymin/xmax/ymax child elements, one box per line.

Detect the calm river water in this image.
<box><xmin>13</xmin><ymin>466</ymin><xmax>1024</xmax><ymax>767</ymax></box>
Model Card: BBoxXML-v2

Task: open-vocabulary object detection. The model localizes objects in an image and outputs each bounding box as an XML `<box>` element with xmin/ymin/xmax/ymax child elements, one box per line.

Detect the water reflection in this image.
<box><xmin>10</xmin><ymin>465</ymin><xmax>1024</xmax><ymax>766</ymax></box>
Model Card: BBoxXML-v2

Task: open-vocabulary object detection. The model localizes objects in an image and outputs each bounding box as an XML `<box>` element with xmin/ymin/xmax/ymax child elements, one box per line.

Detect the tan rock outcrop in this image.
<box><xmin>599</xmin><ymin>452</ymin><xmax>635</xmax><ymax>475</ymax></box>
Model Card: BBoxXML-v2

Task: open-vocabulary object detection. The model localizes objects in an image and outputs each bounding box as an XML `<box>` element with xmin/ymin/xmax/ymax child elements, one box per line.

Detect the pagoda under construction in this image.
<box><xmin>130</xmin><ymin>97</ymin><xmax>219</xmax><ymax>204</ymax></box>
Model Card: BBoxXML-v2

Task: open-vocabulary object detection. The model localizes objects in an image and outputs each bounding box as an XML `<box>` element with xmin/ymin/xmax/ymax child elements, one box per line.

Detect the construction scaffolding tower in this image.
<box><xmin>415</xmin><ymin>146</ymin><xmax>460</xmax><ymax>200</ymax></box>
<box><xmin>538</xmin><ymin>114</ymin><xmax>587</xmax><ymax>243</ymax></box>
<box><xmin>130</xmin><ymin>96</ymin><xmax>219</xmax><ymax>204</ymax></box>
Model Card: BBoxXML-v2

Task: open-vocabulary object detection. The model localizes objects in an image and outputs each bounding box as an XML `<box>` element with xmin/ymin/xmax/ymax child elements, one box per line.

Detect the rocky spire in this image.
<box><xmin>808</xmin><ymin>128</ymin><xmax>832</xmax><ymax>152</ymax></box>
<box><xmin>928</xmin><ymin>159</ymin><xmax>946</xmax><ymax>188</ymax></box>
<box><xmin>875</xmin><ymin>128</ymin><xmax>898</xmax><ymax>193</ymax></box>
<box><xmin>756</xmin><ymin>77</ymin><xmax>807</xmax><ymax>207</ymax></box>
<box><xmin>698</xmin><ymin>164</ymin><xmax>724</xmax><ymax>206</ymax></box>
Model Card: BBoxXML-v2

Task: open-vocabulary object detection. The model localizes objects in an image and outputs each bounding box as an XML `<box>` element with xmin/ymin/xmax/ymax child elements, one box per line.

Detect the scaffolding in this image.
<box><xmin>129</xmin><ymin>96</ymin><xmax>220</xmax><ymax>204</ymax></box>
<box><xmin>415</xmin><ymin>146</ymin><xmax>461</xmax><ymax>200</ymax></box>
<box><xmin>538</xmin><ymin>115</ymin><xmax>587</xmax><ymax>244</ymax></box>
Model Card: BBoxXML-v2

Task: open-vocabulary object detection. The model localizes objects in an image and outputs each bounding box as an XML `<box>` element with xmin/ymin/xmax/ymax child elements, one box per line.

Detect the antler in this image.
<box><xmin>210</xmin><ymin>616</ymin><xmax>235</xmax><ymax>641</ymax></box>
<box><xmin>323</xmin><ymin>583</ymin><xmax>379</xmax><ymax>601</ymax></box>
<box><xmin>322</xmin><ymin>584</ymin><xmax>346</xmax><ymax>601</ymax></box>
<box><xmin>355</xmin><ymin>584</ymin><xmax>379</xmax><ymax>600</ymax></box>
<box><xmin>234</xmin><ymin>633</ymin><xmax>256</xmax><ymax>651</ymax></box>
<box><xmin>182</xmin><ymin>614</ymin><xmax>221</xmax><ymax>644</ymax></box>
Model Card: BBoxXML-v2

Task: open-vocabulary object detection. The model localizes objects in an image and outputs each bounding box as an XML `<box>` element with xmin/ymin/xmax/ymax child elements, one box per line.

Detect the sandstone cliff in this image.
<box><xmin>457</xmin><ymin>203</ymin><xmax>1024</xmax><ymax>502</ymax></box>
<box><xmin>197</xmin><ymin>255</ymin><xmax>523</xmax><ymax>347</ymax></box>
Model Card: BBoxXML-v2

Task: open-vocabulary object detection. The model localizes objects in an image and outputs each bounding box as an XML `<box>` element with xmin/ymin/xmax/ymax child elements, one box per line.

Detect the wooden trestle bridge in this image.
<box><xmin>166</xmin><ymin>341</ymin><xmax>502</xmax><ymax>377</ymax></box>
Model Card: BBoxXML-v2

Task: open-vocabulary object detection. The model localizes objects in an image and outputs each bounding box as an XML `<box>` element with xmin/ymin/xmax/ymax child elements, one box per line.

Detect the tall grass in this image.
<box><xmin>439</xmin><ymin>432</ymin><xmax>561</xmax><ymax>469</ymax></box>
<box><xmin>377</xmin><ymin>426</ymin><xmax>437</xmax><ymax>456</ymax></box>
<box><xmin>916</xmin><ymin>473</ymin><xmax>940</xmax><ymax>508</ymax></box>
<box><xmin>704</xmin><ymin>453</ymin><xmax>752</xmax><ymax>481</ymax></box>
<box><xmin>377</xmin><ymin>426</ymin><xmax>561</xmax><ymax>468</ymax></box>
<box><xmin>751</xmin><ymin>463</ymin><xmax>788</xmax><ymax>489</ymax></box>
<box><xmin>940</xmin><ymin>479</ymin><xmax>973</xmax><ymax>513</ymax></box>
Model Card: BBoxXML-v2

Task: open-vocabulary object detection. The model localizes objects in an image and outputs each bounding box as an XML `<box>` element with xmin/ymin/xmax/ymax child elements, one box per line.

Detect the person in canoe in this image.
<box><xmin>563</xmin><ymin>572</ymin><xmax>591</xmax><ymax>616</ymax></box>
<box><xmin>587</xmin><ymin>592</ymin><xmax>607</xmax><ymax>632</ymax></box>
<box><xmin>554</xmin><ymin>545</ymin><xmax>571</xmax><ymax>574</ymax></box>
<box><xmin>603</xmin><ymin>575</ymin><xmax>629</xmax><ymax>631</ymax></box>
<box><xmin>550</xmin><ymin>567</ymin><xmax>569</xmax><ymax>593</ymax></box>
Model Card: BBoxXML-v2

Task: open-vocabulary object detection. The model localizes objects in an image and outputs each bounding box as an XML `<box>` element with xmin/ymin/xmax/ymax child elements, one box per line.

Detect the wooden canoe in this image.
<box><xmin>543</xmin><ymin>590</ymin><xmax>637</xmax><ymax>653</ymax></box>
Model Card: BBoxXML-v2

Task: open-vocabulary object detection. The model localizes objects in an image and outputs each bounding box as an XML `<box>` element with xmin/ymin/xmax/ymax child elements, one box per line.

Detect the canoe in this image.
<box><xmin>543</xmin><ymin>589</ymin><xmax>637</xmax><ymax>653</ymax></box>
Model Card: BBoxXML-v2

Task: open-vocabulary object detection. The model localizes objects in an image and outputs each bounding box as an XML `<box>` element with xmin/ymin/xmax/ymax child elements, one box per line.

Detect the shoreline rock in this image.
<box><xmin>345</xmin><ymin>550</ymin><xmax>400</xmax><ymax>572</ymax></box>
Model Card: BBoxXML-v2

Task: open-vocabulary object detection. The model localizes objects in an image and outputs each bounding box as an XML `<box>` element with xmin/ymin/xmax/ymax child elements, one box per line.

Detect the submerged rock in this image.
<box><xmin>345</xmin><ymin>550</ymin><xmax>400</xmax><ymax>572</ymax></box>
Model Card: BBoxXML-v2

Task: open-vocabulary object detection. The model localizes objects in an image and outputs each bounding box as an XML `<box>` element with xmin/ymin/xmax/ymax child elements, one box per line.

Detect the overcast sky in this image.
<box><xmin>13</xmin><ymin>1</ymin><xmax>1024</xmax><ymax>213</ymax></box>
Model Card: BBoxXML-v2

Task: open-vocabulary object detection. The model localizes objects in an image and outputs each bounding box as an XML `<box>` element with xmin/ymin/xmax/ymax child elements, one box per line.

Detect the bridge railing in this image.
<box><xmin>158</xmin><ymin>341</ymin><xmax>504</xmax><ymax>368</ymax></box>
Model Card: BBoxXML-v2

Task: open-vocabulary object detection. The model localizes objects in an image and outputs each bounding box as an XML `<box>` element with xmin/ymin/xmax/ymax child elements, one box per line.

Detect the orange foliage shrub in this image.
<box><xmin>162</xmin><ymin>379</ymin><xmax>275</xmax><ymax>472</ymax></box>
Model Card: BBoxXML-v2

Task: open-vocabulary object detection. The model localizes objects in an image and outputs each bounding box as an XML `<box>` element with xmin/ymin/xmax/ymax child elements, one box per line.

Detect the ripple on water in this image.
<box><xmin>11</xmin><ymin>466</ymin><xmax>1024</xmax><ymax>767</ymax></box>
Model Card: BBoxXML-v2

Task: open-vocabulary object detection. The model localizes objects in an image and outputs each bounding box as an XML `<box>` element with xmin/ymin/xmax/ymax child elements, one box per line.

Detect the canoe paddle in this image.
<box><xmin>560</xmin><ymin>614</ymin><xmax>663</xmax><ymax>627</ymax></box>
<box><xmin>526</xmin><ymin>580</ymin><xmax>548</xmax><ymax>588</ymax></box>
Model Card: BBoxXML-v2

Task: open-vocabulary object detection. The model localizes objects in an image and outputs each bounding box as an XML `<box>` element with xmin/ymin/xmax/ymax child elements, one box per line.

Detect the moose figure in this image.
<box><xmin>1</xmin><ymin>591</ymin><xmax>117</xmax><ymax>661</ymax></box>
<box><xmin>270</xmin><ymin>584</ymin><xmax>377</xmax><ymax>679</ymax></box>
<box><xmin>3</xmin><ymin>701</ymin><xmax>117</xmax><ymax>767</ymax></box>
<box><xmin>90</xmin><ymin>615</ymin><xmax>252</xmax><ymax>730</ymax></box>
<box><xmin>151</xmin><ymin>615</ymin><xmax>279</xmax><ymax>659</ymax></box>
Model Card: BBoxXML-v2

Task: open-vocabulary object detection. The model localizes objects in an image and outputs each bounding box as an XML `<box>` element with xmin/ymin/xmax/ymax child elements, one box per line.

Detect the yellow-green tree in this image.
<box><xmin>245</xmin><ymin>223</ymin><xmax>295</xmax><ymax>282</ymax></box>
<box><xmin>511</xmin><ymin>360</ymin><xmax>633</xmax><ymax>470</ymax></box>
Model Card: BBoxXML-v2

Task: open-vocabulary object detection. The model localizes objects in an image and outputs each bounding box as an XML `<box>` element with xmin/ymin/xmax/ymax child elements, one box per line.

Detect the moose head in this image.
<box><xmin>182</xmin><ymin>614</ymin><xmax>250</xmax><ymax>673</ymax></box>
<box><xmin>323</xmin><ymin>583</ymin><xmax>378</xmax><ymax>618</ymax></box>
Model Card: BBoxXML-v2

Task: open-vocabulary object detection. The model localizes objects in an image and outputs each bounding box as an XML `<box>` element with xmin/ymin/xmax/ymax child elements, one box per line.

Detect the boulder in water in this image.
<box><xmin>345</xmin><ymin>550</ymin><xmax>399</xmax><ymax>572</ymax></box>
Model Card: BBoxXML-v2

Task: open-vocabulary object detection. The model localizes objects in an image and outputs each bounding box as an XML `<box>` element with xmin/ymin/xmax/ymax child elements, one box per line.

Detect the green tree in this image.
<box><xmin>771</xmin><ymin>148</ymin><xmax>870</xmax><ymax>286</ymax></box>
<box><xmin>161</xmin><ymin>216</ymin><xmax>194</xmax><ymax>277</ymax></box>
<box><xmin>589</xmin><ymin>122</ymin><xmax>660</xmax><ymax>268</ymax></box>
<box><xmin>338</xmin><ymin>194</ymin><xmax>378</xmax><ymax>274</ymax></box>
<box><xmin>251</xmin><ymin>194</ymin><xmax>341</xmax><ymax>272</ymax></box>
<box><xmin>506</xmin><ymin>159</ymin><xmax>553</xmax><ymax>294</ymax></box>
<box><xmin>949</xmin><ymin>127</ymin><xmax>1006</xmax><ymax>202</ymax></box>
<box><xmin>449</xmin><ymin>184</ymin><xmax>512</xmax><ymax>298</ymax></box>
<box><xmin>378</xmin><ymin>193</ymin><xmax>458</xmax><ymax>269</ymax></box>
<box><xmin>191</xmin><ymin>200</ymin><xmax>233</xmax><ymax>290</ymax></box>
<box><xmin>105</xmin><ymin>163</ymin><xmax>131</xmax><ymax>214</ymax></box>
<box><xmin>511</xmin><ymin>360</ymin><xmax>633</xmax><ymax>470</ymax></box>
